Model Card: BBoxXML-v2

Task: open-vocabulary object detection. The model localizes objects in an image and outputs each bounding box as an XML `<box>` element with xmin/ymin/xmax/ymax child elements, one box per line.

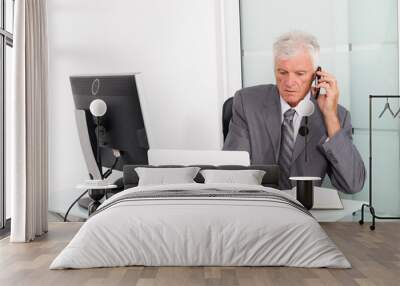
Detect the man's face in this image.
<box><xmin>275</xmin><ymin>50</ymin><xmax>315</xmax><ymax>107</ymax></box>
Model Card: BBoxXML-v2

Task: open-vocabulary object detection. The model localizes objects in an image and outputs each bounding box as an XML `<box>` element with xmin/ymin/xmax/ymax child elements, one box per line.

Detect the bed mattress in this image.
<box><xmin>50</xmin><ymin>183</ymin><xmax>350</xmax><ymax>269</ymax></box>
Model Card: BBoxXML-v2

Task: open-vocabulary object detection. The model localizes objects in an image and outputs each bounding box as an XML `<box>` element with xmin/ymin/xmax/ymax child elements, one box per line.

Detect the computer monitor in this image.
<box><xmin>70</xmin><ymin>74</ymin><xmax>149</xmax><ymax>179</ymax></box>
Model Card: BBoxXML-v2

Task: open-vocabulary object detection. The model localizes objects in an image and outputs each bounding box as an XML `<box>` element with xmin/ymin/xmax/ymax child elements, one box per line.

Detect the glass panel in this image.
<box><xmin>5</xmin><ymin>44</ymin><xmax>12</xmax><ymax>220</ymax></box>
<box><xmin>240</xmin><ymin>0</ymin><xmax>351</xmax><ymax>108</ymax></box>
<box><xmin>5</xmin><ymin>0</ymin><xmax>14</xmax><ymax>33</ymax></box>
<box><xmin>349</xmin><ymin>0</ymin><xmax>399</xmax><ymax>217</ymax></box>
<box><xmin>240</xmin><ymin>0</ymin><xmax>399</xmax><ymax>218</ymax></box>
<box><xmin>349</xmin><ymin>0</ymin><xmax>397</xmax><ymax>45</ymax></box>
<box><xmin>350</xmin><ymin>45</ymin><xmax>399</xmax><ymax>129</ymax></box>
<box><xmin>352</xmin><ymin>129</ymin><xmax>400</xmax><ymax>216</ymax></box>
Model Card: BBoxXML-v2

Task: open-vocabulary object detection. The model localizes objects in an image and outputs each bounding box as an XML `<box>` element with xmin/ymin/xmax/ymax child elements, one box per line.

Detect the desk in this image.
<box><xmin>50</xmin><ymin>190</ymin><xmax>365</xmax><ymax>222</ymax></box>
<box><xmin>311</xmin><ymin>199</ymin><xmax>366</xmax><ymax>222</ymax></box>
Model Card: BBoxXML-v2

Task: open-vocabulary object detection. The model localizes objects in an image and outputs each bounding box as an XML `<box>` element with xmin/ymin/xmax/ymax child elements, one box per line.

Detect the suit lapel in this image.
<box><xmin>263</xmin><ymin>87</ymin><xmax>282</xmax><ymax>163</ymax></box>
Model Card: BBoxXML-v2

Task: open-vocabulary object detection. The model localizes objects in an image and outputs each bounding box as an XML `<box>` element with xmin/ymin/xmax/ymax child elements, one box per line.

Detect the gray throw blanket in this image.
<box><xmin>92</xmin><ymin>188</ymin><xmax>312</xmax><ymax>218</ymax></box>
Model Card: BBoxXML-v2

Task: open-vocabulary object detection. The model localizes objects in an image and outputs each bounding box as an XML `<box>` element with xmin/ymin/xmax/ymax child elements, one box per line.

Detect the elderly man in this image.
<box><xmin>223</xmin><ymin>31</ymin><xmax>365</xmax><ymax>193</ymax></box>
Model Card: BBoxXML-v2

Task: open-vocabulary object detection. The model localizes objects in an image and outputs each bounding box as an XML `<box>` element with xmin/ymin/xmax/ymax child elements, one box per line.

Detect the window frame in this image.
<box><xmin>0</xmin><ymin>0</ymin><xmax>14</xmax><ymax>230</ymax></box>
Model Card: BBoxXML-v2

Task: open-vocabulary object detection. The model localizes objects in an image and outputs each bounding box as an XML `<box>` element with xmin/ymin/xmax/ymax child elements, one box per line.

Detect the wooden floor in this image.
<box><xmin>0</xmin><ymin>222</ymin><xmax>399</xmax><ymax>286</ymax></box>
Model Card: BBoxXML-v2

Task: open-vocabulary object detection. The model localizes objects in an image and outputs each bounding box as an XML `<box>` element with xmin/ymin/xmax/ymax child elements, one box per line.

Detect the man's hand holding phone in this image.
<box><xmin>313</xmin><ymin>67</ymin><xmax>341</xmax><ymax>138</ymax></box>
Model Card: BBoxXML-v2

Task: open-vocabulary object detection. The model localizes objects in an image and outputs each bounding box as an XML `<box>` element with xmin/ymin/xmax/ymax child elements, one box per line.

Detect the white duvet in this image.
<box><xmin>50</xmin><ymin>183</ymin><xmax>351</xmax><ymax>269</ymax></box>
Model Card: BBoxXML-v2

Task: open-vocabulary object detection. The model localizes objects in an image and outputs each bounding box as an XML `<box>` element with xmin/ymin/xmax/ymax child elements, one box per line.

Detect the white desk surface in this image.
<box><xmin>76</xmin><ymin>184</ymin><xmax>117</xmax><ymax>190</ymax></box>
<box><xmin>311</xmin><ymin>199</ymin><xmax>366</xmax><ymax>222</ymax></box>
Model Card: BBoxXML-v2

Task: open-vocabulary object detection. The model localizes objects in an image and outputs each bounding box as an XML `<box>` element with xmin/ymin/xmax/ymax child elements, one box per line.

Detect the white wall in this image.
<box><xmin>47</xmin><ymin>0</ymin><xmax>241</xmax><ymax>214</ymax></box>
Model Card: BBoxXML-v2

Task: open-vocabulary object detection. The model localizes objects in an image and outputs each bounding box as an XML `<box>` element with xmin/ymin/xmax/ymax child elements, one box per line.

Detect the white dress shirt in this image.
<box><xmin>279</xmin><ymin>92</ymin><xmax>311</xmax><ymax>141</ymax></box>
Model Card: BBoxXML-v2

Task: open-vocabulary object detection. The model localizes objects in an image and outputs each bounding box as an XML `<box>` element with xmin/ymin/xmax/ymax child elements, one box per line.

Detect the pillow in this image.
<box><xmin>135</xmin><ymin>167</ymin><xmax>201</xmax><ymax>186</ymax></box>
<box><xmin>200</xmin><ymin>169</ymin><xmax>266</xmax><ymax>185</ymax></box>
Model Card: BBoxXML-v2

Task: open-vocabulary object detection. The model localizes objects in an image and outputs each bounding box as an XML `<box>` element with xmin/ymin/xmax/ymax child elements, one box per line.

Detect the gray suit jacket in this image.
<box><xmin>223</xmin><ymin>84</ymin><xmax>366</xmax><ymax>194</ymax></box>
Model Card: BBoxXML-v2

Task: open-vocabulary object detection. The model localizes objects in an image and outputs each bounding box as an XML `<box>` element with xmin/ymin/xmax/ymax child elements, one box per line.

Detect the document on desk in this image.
<box><xmin>284</xmin><ymin>187</ymin><xmax>344</xmax><ymax>210</ymax></box>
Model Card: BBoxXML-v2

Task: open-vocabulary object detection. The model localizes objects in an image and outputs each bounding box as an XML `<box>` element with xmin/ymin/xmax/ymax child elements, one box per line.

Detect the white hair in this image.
<box><xmin>273</xmin><ymin>31</ymin><xmax>320</xmax><ymax>68</ymax></box>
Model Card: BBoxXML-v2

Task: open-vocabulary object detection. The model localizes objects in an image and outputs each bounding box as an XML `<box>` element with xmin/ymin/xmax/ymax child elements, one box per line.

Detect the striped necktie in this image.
<box><xmin>278</xmin><ymin>108</ymin><xmax>296</xmax><ymax>189</ymax></box>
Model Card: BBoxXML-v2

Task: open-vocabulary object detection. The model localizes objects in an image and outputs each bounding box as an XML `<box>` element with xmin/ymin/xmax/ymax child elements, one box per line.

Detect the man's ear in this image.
<box><xmin>311</xmin><ymin>86</ymin><xmax>317</xmax><ymax>96</ymax></box>
<box><xmin>312</xmin><ymin>68</ymin><xmax>319</xmax><ymax>80</ymax></box>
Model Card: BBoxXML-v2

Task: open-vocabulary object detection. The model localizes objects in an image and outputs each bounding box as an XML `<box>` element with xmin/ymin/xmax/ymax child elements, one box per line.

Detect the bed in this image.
<box><xmin>50</xmin><ymin>165</ymin><xmax>350</xmax><ymax>269</ymax></box>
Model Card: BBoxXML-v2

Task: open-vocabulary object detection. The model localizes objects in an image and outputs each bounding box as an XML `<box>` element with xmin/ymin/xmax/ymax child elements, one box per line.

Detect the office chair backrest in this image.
<box><xmin>222</xmin><ymin>97</ymin><xmax>233</xmax><ymax>140</ymax></box>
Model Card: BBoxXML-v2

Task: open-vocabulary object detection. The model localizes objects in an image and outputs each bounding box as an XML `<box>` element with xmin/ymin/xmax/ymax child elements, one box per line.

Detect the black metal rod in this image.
<box><xmin>64</xmin><ymin>190</ymin><xmax>88</xmax><ymax>222</ymax></box>
<box><xmin>373</xmin><ymin>215</ymin><xmax>400</xmax><ymax>219</ymax></box>
<box><xmin>369</xmin><ymin>95</ymin><xmax>400</xmax><ymax>98</ymax></box>
<box><xmin>369</xmin><ymin>95</ymin><xmax>372</xmax><ymax>206</ymax></box>
<box><xmin>96</xmin><ymin>117</ymin><xmax>103</xmax><ymax>179</ymax></box>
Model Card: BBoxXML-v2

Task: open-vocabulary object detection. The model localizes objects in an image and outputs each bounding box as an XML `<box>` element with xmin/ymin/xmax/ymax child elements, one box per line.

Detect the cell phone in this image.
<box><xmin>314</xmin><ymin>66</ymin><xmax>322</xmax><ymax>99</ymax></box>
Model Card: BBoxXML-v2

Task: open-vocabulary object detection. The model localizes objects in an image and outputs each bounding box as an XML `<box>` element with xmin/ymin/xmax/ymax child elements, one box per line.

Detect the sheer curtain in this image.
<box><xmin>10</xmin><ymin>0</ymin><xmax>48</xmax><ymax>242</ymax></box>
